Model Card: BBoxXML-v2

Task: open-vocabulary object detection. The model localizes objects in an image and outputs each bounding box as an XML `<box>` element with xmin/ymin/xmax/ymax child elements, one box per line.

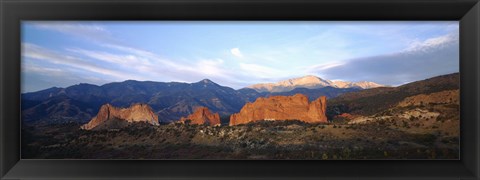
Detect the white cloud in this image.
<box><xmin>230</xmin><ymin>48</ymin><xmax>243</xmax><ymax>58</ymax></box>
<box><xmin>405</xmin><ymin>33</ymin><xmax>458</xmax><ymax>52</ymax></box>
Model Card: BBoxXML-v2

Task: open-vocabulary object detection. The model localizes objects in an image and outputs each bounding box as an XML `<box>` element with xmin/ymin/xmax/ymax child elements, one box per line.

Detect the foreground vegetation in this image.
<box><xmin>22</xmin><ymin>114</ymin><xmax>458</xmax><ymax>160</ymax></box>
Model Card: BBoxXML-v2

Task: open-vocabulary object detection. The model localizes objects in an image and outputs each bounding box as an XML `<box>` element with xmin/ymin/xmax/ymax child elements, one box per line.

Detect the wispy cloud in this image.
<box><xmin>22</xmin><ymin>63</ymin><xmax>67</xmax><ymax>76</ymax></box>
<box><xmin>24</xmin><ymin>42</ymin><xmax>246</xmax><ymax>90</ymax></box>
<box><xmin>21</xmin><ymin>61</ymin><xmax>112</xmax><ymax>92</ymax></box>
<box><xmin>30</xmin><ymin>22</ymin><xmax>231</xmax><ymax>83</ymax></box>
<box><xmin>404</xmin><ymin>33</ymin><xmax>458</xmax><ymax>52</ymax></box>
<box><xmin>67</xmin><ymin>45</ymin><xmax>232</xmax><ymax>83</ymax></box>
<box><xmin>30</xmin><ymin>21</ymin><xmax>116</xmax><ymax>43</ymax></box>
<box><xmin>101</xmin><ymin>43</ymin><xmax>194</xmax><ymax>71</ymax></box>
<box><xmin>67</xmin><ymin>48</ymin><xmax>145</xmax><ymax>65</ymax></box>
<box><xmin>307</xmin><ymin>62</ymin><xmax>345</xmax><ymax>71</ymax></box>
<box><xmin>22</xmin><ymin>43</ymin><xmax>144</xmax><ymax>80</ymax></box>
<box><xmin>31</xmin><ymin>22</ymin><xmax>108</xmax><ymax>34</ymax></box>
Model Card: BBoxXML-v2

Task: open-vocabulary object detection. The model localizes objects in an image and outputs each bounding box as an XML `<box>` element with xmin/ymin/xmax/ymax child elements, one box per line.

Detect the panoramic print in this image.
<box><xmin>21</xmin><ymin>21</ymin><xmax>459</xmax><ymax>159</ymax></box>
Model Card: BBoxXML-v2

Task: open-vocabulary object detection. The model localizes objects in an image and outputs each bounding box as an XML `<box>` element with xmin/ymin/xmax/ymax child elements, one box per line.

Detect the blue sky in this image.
<box><xmin>21</xmin><ymin>21</ymin><xmax>459</xmax><ymax>93</ymax></box>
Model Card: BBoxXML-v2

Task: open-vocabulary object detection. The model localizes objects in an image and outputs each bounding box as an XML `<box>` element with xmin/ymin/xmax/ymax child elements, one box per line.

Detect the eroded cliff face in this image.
<box><xmin>229</xmin><ymin>94</ymin><xmax>327</xmax><ymax>126</ymax></box>
<box><xmin>81</xmin><ymin>103</ymin><xmax>159</xmax><ymax>130</ymax></box>
<box><xmin>179</xmin><ymin>107</ymin><xmax>220</xmax><ymax>126</ymax></box>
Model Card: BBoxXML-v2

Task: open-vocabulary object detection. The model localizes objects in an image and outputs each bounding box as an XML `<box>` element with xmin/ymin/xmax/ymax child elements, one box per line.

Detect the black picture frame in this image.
<box><xmin>1</xmin><ymin>0</ymin><xmax>479</xmax><ymax>179</ymax></box>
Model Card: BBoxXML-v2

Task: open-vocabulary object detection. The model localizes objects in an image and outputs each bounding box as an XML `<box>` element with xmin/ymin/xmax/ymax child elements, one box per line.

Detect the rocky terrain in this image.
<box><xmin>179</xmin><ymin>107</ymin><xmax>221</xmax><ymax>126</ymax></box>
<box><xmin>230</xmin><ymin>94</ymin><xmax>327</xmax><ymax>125</ymax></box>
<box><xmin>81</xmin><ymin>104</ymin><xmax>159</xmax><ymax>130</ymax></box>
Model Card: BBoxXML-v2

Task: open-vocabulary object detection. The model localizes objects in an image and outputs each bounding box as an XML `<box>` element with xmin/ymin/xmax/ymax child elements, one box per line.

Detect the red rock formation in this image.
<box><xmin>179</xmin><ymin>107</ymin><xmax>221</xmax><ymax>126</ymax></box>
<box><xmin>81</xmin><ymin>103</ymin><xmax>159</xmax><ymax>130</ymax></box>
<box><xmin>229</xmin><ymin>94</ymin><xmax>327</xmax><ymax>126</ymax></box>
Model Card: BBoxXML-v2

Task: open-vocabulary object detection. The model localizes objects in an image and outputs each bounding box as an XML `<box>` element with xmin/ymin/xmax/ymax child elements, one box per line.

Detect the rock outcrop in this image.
<box><xmin>179</xmin><ymin>107</ymin><xmax>221</xmax><ymax>126</ymax></box>
<box><xmin>229</xmin><ymin>94</ymin><xmax>327</xmax><ymax>126</ymax></box>
<box><xmin>80</xmin><ymin>103</ymin><xmax>159</xmax><ymax>130</ymax></box>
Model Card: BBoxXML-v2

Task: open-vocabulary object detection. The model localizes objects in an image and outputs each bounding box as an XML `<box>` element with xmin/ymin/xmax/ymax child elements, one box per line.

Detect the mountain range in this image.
<box><xmin>22</xmin><ymin>75</ymin><xmax>365</xmax><ymax>123</ymax></box>
<box><xmin>247</xmin><ymin>75</ymin><xmax>384</xmax><ymax>93</ymax></box>
<box><xmin>22</xmin><ymin>73</ymin><xmax>458</xmax><ymax>125</ymax></box>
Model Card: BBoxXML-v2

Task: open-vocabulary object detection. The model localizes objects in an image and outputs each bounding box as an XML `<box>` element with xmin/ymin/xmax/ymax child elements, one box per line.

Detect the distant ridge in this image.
<box><xmin>246</xmin><ymin>75</ymin><xmax>383</xmax><ymax>93</ymax></box>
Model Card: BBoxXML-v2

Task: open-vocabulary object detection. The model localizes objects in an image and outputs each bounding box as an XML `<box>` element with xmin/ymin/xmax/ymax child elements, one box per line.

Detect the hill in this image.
<box><xmin>327</xmin><ymin>73</ymin><xmax>459</xmax><ymax>118</ymax></box>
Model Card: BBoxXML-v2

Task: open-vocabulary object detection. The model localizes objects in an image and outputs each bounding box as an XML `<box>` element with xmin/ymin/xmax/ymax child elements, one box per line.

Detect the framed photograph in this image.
<box><xmin>1</xmin><ymin>0</ymin><xmax>479</xmax><ymax>179</ymax></box>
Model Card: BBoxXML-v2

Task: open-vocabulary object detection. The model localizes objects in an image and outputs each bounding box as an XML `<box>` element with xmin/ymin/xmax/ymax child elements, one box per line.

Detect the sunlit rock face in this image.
<box><xmin>229</xmin><ymin>94</ymin><xmax>327</xmax><ymax>126</ymax></box>
<box><xmin>81</xmin><ymin>103</ymin><xmax>159</xmax><ymax>130</ymax></box>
